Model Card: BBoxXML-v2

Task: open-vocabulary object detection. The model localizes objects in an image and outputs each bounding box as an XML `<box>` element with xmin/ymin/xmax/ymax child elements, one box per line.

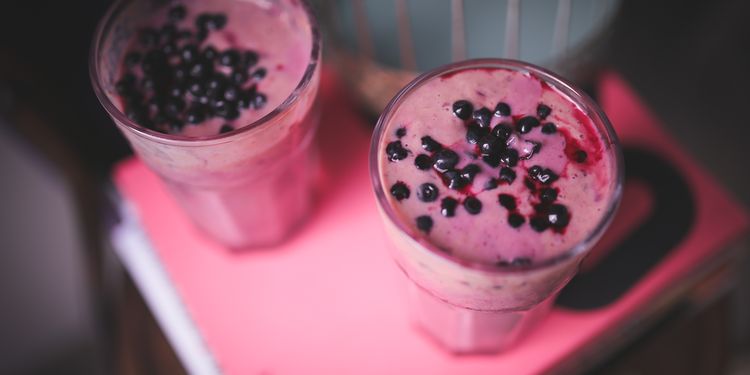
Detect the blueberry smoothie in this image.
<box><xmin>371</xmin><ymin>59</ymin><xmax>622</xmax><ymax>353</ymax></box>
<box><xmin>92</xmin><ymin>0</ymin><xmax>321</xmax><ymax>248</ymax></box>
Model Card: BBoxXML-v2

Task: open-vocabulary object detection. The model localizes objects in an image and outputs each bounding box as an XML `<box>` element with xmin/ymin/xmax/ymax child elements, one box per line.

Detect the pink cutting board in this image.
<box><xmin>114</xmin><ymin>70</ymin><xmax>748</xmax><ymax>374</ymax></box>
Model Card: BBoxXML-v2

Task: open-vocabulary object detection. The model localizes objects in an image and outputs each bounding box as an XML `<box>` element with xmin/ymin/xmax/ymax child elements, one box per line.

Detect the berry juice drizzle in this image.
<box><xmin>114</xmin><ymin>0</ymin><xmax>311</xmax><ymax>137</ymax></box>
<box><xmin>380</xmin><ymin>67</ymin><xmax>612</xmax><ymax>266</ymax></box>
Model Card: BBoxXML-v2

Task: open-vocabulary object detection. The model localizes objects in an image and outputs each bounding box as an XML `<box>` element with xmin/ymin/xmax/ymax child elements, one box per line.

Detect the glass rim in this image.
<box><xmin>89</xmin><ymin>0</ymin><xmax>321</xmax><ymax>146</ymax></box>
<box><xmin>369</xmin><ymin>58</ymin><xmax>624</xmax><ymax>274</ymax></box>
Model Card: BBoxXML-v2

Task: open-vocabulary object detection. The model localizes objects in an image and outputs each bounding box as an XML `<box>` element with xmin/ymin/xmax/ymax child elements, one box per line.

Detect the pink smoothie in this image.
<box><xmin>92</xmin><ymin>0</ymin><xmax>321</xmax><ymax>248</ymax></box>
<box><xmin>372</xmin><ymin>60</ymin><xmax>621</xmax><ymax>352</ymax></box>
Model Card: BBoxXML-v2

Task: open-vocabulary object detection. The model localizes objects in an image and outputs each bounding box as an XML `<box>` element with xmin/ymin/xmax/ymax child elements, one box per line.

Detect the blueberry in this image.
<box><xmin>417</xmin><ymin>183</ymin><xmax>439</xmax><ymax>202</ymax></box>
<box><xmin>390</xmin><ymin>181</ymin><xmax>410</xmax><ymax>201</ymax></box>
<box><xmin>203</xmin><ymin>46</ymin><xmax>218</xmax><ymax>61</ymax></box>
<box><xmin>208</xmin><ymin>14</ymin><xmax>227</xmax><ymax>30</ymax></box>
<box><xmin>440</xmin><ymin>197</ymin><xmax>458</xmax><ymax>217</ymax></box>
<box><xmin>463</xmin><ymin>196</ymin><xmax>482</xmax><ymax>215</ymax></box>
<box><xmin>497</xmin><ymin>194</ymin><xmax>516</xmax><ymax>210</ymax></box>
<box><xmin>169</xmin><ymin>85</ymin><xmax>184</xmax><ymax>98</ymax></box>
<box><xmin>176</xmin><ymin>30</ymin><xmax>192</xmax><ymax>40</ymax></box>
<box><xmin>478</xmin><ymin>135</ymin><xmax>503</xmax><ymax>156</ymax></box>
<box><xmin>230</xmin><ymin>70</ymin><xmax>248</xmax><ymax>85</ymax></box>
<box><xmin>196</xmin><ymin>28</ymin><xmax>208</xmax><ymax>41</ymax></box>
<box><xmin>251</xmin><ymin>68</ymin><xmax>267</xmax><ymax>81</ymax></box>
<box><xmin>196</xmin><ymin>13</ymin><xmax>212</xmax><ymax>30</ymax></box>
<box><xmin>164</xmin><ymin>98</ymin><xmax>185</xmax><ymax>116</ymax></box>
<box><xmin>574</xmin><ymin>150</ymin><xmax>588</xmax><ymax>163</ymax></box>
<box><xmin>168</xmin><ymin>5</ymin><xmax>187</xmax><ymax>22</ymax></box>
<box><xmin>395</xmin><ymin>127</ymin><xmax>406</xmax><ymax>138</ymax></box>
<box><xmin>223</xmin><ymin>86</ymin><xmax>240</xmax><ymax>102</ymax></box>
<box><xmin>416</xmin><ymin>215</ymin><xmax>433</xmax><ymax>234</ymax></box>
<box><xmin>539</xmin><ymin>188</ymin><xmax>558</xmax><ymax>203</ymax></box>
<box><xmin>492</xmin><ymin>123</ymin><xmax>513</xmax><ymax>141</ymax></box>
<box><xmin>216</xmin><ymin>101</ymin><xmax>239</xmax><ymax>119</ymax></box>
<box><xmin>251</xmin><ymin>92</ymin><xmax>267</xmax><ymax>109</ymax></box>
<box><xmin>242</xmin><ymin>51</ymin><xmax>259</xmax><ymax>67</ymax></box>
<box><xmin>433</xmin><ymin>149</ymin><xmax>459</xmax><ymax>172</ymax></box>
<box><xmin>537</xmin><ymin>103</ymin><xmax>551</xmax><ymax>119</ymax></box>
<box><xmin>511</xmin><ymin>257</ymin><xmax>532</xmax><ymax>266</ymax></box>
<box><xmin>162</xmin><ymin>42</ymin><xmax>179</xmax><ymax>57</ymax></box>
<box><xmin>534</xmin><ymin>168</ymin><xmax>558</xmax><ymax>184</ymax></box>
<box><xmin>219</xmin><ymin>50</ymin><xmax>240</xmax><ymax>67</ymax></box>
<box><xmin>385</xmin><ymin>140</ymin><xmax>408</xmax><ymax>161</ymax></box>
<box><xmin>167</xmin><ymin>119</ymin><xmax>184</xmax><ymax>133</ymax></box>
<box><xmin>189</xmin><ymin>81</ymin><xmax>206</xmax><ymax>96</ymax></box>
<box><xmin>185</xmin><ymin>106</ymin><xmax>206</xmax><ymax>124</ymax></box>
<box><xmin>517</xmin><ymin>116</ymin><xmax>540</xmax><ymax>134</ymax></box>
<box><xmin>508</xmin><ymin>213</ymin><xmax>525</xmax><ymax>228</ymax></box>
<box><xmin>494</xmin><ymin>102</ymin><xmax>511</xmax><ymax>117</ymax></box>
<box><xmin>141</xmin><ymin>76</ymin><xmax>157</xmax><ymax>91</ymax></box>
<box><xmin>421</xmin><ymin>136</ymin><xmax>442</xmax><ymax>152</ymax></box>
<box><xmin>180</xmin><ymin>44</ymin><xmax>199</xmax><ymax>63</ymax></box>
<box><xmin>547</xmin><ymin>204</ymin><xmax>570</xmax><ymax>228</ymax></box>
<box><xmin>498</xmin><ymin>148</ymin><xmax>519</xmax><ymax>167</ymax></box>
<box><xmin>541</xmin><ymin>122</ymin><xmax>557</xmax><ymax>134</ymax></box>
<box><xmin>465</xmin><ymin>122</ymin><xmax>488</xmax><ymax>144</ymax></box>
<box><xmin>219</xmin><ymin>124</ymin><xmax>234</xmax><ymax>134</ymax></box>
<box><xmin>206</xmin><ymin>75</ymin><xmax>226</xmax><ymax>93</ymax></box>
<box><xmin>115</xmin><ymin>74</ymin><xmax>136</xmax><ymax>95</ymax></box>
<box><xmin>414</xmin><ymin>154</ymin><xmax>433</xmax><ymax>170</ymax></box>
<box><xmin>472</xmin><ymin>107</ymin><xmax>492</xmax><ymax>128</ymax></box>
<box><xmin>522</xmin><ymin>140</ymin><xmax>542</xmax><ymax>160</ymax></box>
<box><xmin>125</xmin><ymin>105</ymin><xmax>149</xmax><ymax>123</ymax></box>
<box><xmin>484</xmin><ymin>178</ymin><xmax>499</xmax><ymax>190</ymax></box>
<box><xmin>460</xmin><ymin>164</ymin><xmax>480</xmax><ymax>183</ymax></box>
<box><xmin>141</xmin><ymin>50</ymin><xmax>167</xmax><ymax>75</ymax></box>
<box><xmin>443</xmin><ymin>170</ymin><xmax>468</xmax><ymax>190</ymax></box>
<box><xmin>124</xmin><ymin>52</ymin><xmax>141</xmax><ymax>68</ymax></box>
<box><xmin>189</xmin><ymin>60</ymin><xmax>212</xmax><ymax>79</ymax></box>
<box><xmin>173</xmin><ymin>66</ymin><xmax>188</xmax><ymax>82</ymax></box>
<box><xmin>528</xmin><ymin>165</ymin><xmax>542</xmax><ymax>177</ymax></box>
<box><xmin>498</xmin><ymin>167</ymin><xmax>516</xmax><ymax>184</ymax></box>
<box><xmin>159</xmin><ymin>24</ymin><xmax>177</xmax><ymax>44</ymax></box>
<box><xmin>530</xmin><ymin>216</ymin><xmax>550</xmax><ymax>232</ymax></box>
<box><xmin>237</xmin><ymin>89</ymin><xmax>254</xmax><ymax>109</ymax></box>
<box><xmin>481</xmin><ymin>154</ymin><xmax>500</xmax><ymax>168</ymax></box>
<box><xmin>138</xmin><ymin>28</ymin><xmax>159</xmax><ymax>47</ymax></box>
<box><xmin>452</xmin><ymin>100</ymin><xmax>473</xmax><ymax>120</ymax></box>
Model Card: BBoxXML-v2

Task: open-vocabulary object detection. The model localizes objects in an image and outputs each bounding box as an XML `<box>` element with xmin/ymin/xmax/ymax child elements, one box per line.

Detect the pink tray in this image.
<box><xmin>114</xmin><ymin>71</ymin><xmax>748</xmax><ymax>374</ymax></box>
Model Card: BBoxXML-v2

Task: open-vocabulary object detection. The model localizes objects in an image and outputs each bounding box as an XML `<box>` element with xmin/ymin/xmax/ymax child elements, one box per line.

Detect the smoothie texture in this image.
<box><xmin>379</xmin><ymin>67</ymin><xmax>615</xmax><ymax>266</ymax></box>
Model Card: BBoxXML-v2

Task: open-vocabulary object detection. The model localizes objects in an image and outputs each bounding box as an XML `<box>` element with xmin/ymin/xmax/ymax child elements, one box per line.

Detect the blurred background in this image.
<box><xmin>1</xmin><ymin>0</ymin><xmax>749</xmax><ymax>374</ymax></box>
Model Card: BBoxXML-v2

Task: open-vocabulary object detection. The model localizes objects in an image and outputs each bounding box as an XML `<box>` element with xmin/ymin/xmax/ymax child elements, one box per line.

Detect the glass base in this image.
<box><xmin>407</xmin><ymin>281</ymin><xmax>554</xmax><ymax>354</ymax></box>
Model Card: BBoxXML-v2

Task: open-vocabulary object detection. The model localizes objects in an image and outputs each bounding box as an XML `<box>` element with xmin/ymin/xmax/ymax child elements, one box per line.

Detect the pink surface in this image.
<box><xmin>114</xmin><ymin>71</ymin><xmax>749</xmax><ymax>374</ymax></box>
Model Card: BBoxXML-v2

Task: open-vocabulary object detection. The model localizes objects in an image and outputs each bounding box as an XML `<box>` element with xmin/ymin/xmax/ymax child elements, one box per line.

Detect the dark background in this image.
<box><xmin>0</xmin><ymin>0</ymin><xmax>748</xmax><ymax>373</ymax></box>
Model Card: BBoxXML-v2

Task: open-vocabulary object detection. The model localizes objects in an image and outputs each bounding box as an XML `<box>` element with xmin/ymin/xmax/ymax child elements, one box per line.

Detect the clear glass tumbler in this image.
<box><xmin>370</xmin><ymin>59</ymin><xmax>623</xmax><ymax>353</ymax></box>
<box><xmin>90</xmin><ymin>0</ymin><xmax>321</xmax><ymax>248</ymax></box>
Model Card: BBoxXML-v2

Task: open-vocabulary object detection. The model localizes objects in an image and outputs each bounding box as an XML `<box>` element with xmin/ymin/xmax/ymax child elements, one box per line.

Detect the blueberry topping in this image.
<box><xmin>180</xmin><ymin>44</ymin><xmax>200</xmax><ymax>63</ymax></box>
<box><xmin>433</xmin><ymin>149</ymin><xmax>459</xmax><ymax>172</ymax></box>
<box><xmin>537</xmin><ymin>104</ymin><xmax>551</xmax><ymax>119</ymax></box>
<box><xmin>251</xmin><ymin>93</ymin><xmax>267</xmax><ymax>109</ymax></box>
<box><xmin>531</xmin><ymin>168</ymin><xmax>558</xmax><ymax>184</ymax></box>
<box><xmin>395</xmin><ymin>127</ymin><xmax>406</xmax><ymax>138</ymax></box>
<box><xmin>223</xmin><ymin>86</ymin><xmax>240</xmax><ymax>102</ymax></box>
<box><xmin>491</xmin><ymin>123</ymin><xmax>513</xmax><ymax>141</ymax></box>
<box><xmin>539</xmin><ymin>188</ymin><xmax>558</xmax><ymax>203</ymax></box>
<box><xmin>219</xmin><ymin>49</ymin><xmax>240</xmax><ymax>66</ymax></box>
<box><xmin>547</xmin><ymin>204</ymin><xmax>570</xmax><ymax>228</ymax></box>
<box><xmin>574</xmin><ymin>150</ymin><xmax>588</xmax><ymax>163</ymax></box>
<box><xmin>472</xmin><ymin>107</ymin><xmax>492</xmax><ymax>128</ymax></box>
<box><xmin>168</xmin><ymin>5</ymin><xmax>187</xmax><ymax>22</ymax></box>
<box><xmin>414</xmin><ymin>154</ymin><xmax>433</xmax><ymax>170</ymax></box>
<box><xmin>242</xmin><ymin>51</ymin><xmax>259</xmax><ymax>67</ymax></box>
<box><xmin>541</xmin><ymin>122</ymin><xmax>557</xmax><ymax>134</ymax></box>
<box><xmin>478</xmin><ymin>135</ymin><xmax>503</xmax><ymax>156</ymax></box>
<box><xmin>417</xmin><ymin>183</ymin><xmax>439</xmax><ymax>202</ymax></box>
<box><xmin>498</xmin><ymin>148</ymin><xmax>519</xmax><ymax>167</ymax></box>
<box><xmin>443</xmin><ymin>170</ymin><xmax>468</xmax><ymax>190</ymax></box>
<box><xmin>251</xmin><ymin>68</ymin><xmax>267</xmax><ymax>81</ymax></box>
<box><xmin>167</xmin><ymin>119</ymin><xmax>184</xmax><ymax>133</ymax></box>
<box><xmin>138</xmin><ymin>28</ymin><xmax>159</xmax><ymax>48</ymax></box>
<box><xmin>481</xmin><ymin>154</ymin><xmax>500</xmax><ymax>168</ymax></box>
<box><xmin>115</xmin><ymin>74</ymin><xmax>136</xmax><ymax>95</ymax></box>
<box><xmin>452</xmin><ymin>100</ymin><xmax>473</xmax><ymax>120</ymax></box>
<box><xmin>219</xmin><ymin>124</ymin><xmax>234</xmax><ymax>134</ymax></box>
<box><xmin>185</xmin><ymin>106</ymin><xmax>206</xmax><ymax>124</ymax></box>
<box><xmin>522</xmin><ymin>140</ymin><xmax>542</xmax><ymax>160</ymax></box>
<box><xmin>416</xmin><ymin>215</ymin><xmax>433</xmax><ymax>234</ymax></box>
<box><xmin>494</xmin><ymin>102</ymin><xmax>511</xmax><ymax>117</ymax></box>
<box><xmin>421</xmin><ymin>136</ymin><xmax>442</xmax><ymax>152</ymax></box>
<box><xmin>440</xmin><ymin>197</ymin><xmax>458</xmax><ymax>217</ymax></box>
<box><xmin>466</xmin><ymin>122</ymin><xmax>488</xmax><ymax>144</ymax></box>
<box><xmin>203</xmin><ymin>46</ymin><xmax>218</xmax><ymax>61</ymax></box>
<box><xmin>390</xmin><ymin>181</ymin><xmax>410</xmax><ymax>201</ymax></box>
<box><xmin>159</xmin><ymin>25</ymin><xmax>177</xmax><ymax>44</ymax></box>
<box><xmin>508</xmin><ymin>213</ymin><xmax>525</xmax><ymax>228</ymax></box>
<box><xmin>497</xmin><ymin>194</ymin><xmax>516</xmax><ymax>210</ymax></box>
<box><xmin>386</xmin><ymin>141</ymin><xmax>409</xmax><ymax>161</ymax></box>
<box><xmin>498</xmin><ymin>167</ymin><xmax>517</xmax><ymax>184</ymax></box>
<box><xmin>530</xmin><ymin>216</ymin><xmax>550</xmax><ymax>232</ymax></box>
<box><xmin>517</xmin><ymin>116</ymin><xmax>540</xmax><ymax>134</ymax></box>
<box><xmin>208</xmin><ymin>14</ymin><xmax>227</xmax><ymax>30</ymax></box>
<box><xmin>484</xmin><ymin>178</ymin><xmax>498</xmax><ymax>190</ymax></box>
<box><xmin>460</xmin><ymin>164</ymin><xmax>480</xmax><ymax>183</ymax></box>
<box><xmin>463</xmin><ymin>196</ymin><xmax>482</xmax><ymax>215</ymax></box>
<box><xmin>124</xmin><ymin>52</ymin><xmax>141</xmax><ymax>68</ymax></box>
